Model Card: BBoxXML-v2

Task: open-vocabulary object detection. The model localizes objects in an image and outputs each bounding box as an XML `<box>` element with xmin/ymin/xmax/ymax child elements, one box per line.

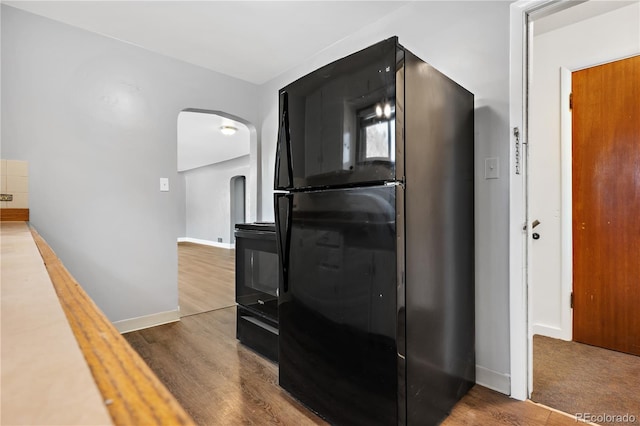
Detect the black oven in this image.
<box><xmin>235</xmin><ymin>222</ymin><xmax>278</xmax><ymax>361</ymax></box>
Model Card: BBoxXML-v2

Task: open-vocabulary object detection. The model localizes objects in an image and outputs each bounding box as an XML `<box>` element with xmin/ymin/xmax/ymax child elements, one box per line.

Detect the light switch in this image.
<box><xmin>160</xmin><ymin>178</ymin><xmax>169</xmax><ymax>192</ymax></box>
<box><xmin>484</xmin><ymin>157</ymin><xmax>499</xmax><ymax>179</ymax></box>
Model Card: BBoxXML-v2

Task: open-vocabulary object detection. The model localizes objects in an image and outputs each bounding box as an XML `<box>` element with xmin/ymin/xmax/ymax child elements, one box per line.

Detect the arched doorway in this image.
<box><xmin>177</xmin><ymin>109</ymin><xmax>256</xmax><ymax>318</ymax></box>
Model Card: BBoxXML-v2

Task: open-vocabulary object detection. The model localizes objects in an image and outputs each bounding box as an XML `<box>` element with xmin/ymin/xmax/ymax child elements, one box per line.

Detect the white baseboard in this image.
<box><xmin>532</xmin><ymin>324</ymin><xmax>570</xmax><ymax>341</ymax></box>
<box><xmin>476</xmin><ymin>365</ymin><xmax>510</xmax><ymax>395</ymax></box>
<box><xmin>113</xmin><ymin>309</ymin><xmax>180</xmax><ymax>334</ymax></box>
<box><xmin>177</xmin><ymin>237</ymin><xmax>234</xmax><ymax>249</ymax></box>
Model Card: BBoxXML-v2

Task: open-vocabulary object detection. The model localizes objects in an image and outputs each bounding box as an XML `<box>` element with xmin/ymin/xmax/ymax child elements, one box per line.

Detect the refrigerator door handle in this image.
<box><xmin>275</xmin><ymin>194</ymin><xmax>293</xmax><ymax>292</ymax></box>
<box><xmin>274</xmin><ymin>91</ymin><xmax>293</xmax><ymax>190</ymax></box>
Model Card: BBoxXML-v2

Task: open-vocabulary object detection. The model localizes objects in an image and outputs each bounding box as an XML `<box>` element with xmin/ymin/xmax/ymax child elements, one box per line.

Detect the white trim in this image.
<box><xmin>559</xmin><ymin>66</ymin><xmax>573</xmax><ymax>342</ymax></box>
<box><xmin>510</xmin><ymin>0</ymin><xmax>638</xmax><ymax>402</ymax></box>
<box><xmin>177</xmin><ymin>237</ymin><xmax>235</xmax><ymax>249</ymax></box>
<box><xmin>113</xmin><ymin>309</ymin><xmax>180</xmax><ymax>333</ymax></box>
<box><xmin>556</xmin><ymin>54</ymin><xmax>638</xmax><ymax>342</ymax></box>
<box><xmin>509</xmin><ymin>0</ymin><xmax>539</xmax><ymax>402</ymax></box>
<box><xmin>532</xmin><ymin>324</ymin><xmax>564</xmax><ymax>340</ymax></box>
<box><xmin>510</xmin><ymin>0</ymin><xmax>567</xmax><ymax>401</ymax></box>
<box><xmin>476</xmin><ymin>365</ymin><xmax>511</xmax><ymax>395</ymax></box>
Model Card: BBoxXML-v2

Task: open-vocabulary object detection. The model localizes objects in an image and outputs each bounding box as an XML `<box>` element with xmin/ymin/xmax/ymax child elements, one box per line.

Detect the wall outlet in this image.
<box><xmin>217</xmin><ymin>237</ymin><xmax>223</xmax><ymax>243</ymax></box>
<box><xmin>160</xmin><ymin>178</ymin><xmax>169</xmax><ymax>192</ymax></box>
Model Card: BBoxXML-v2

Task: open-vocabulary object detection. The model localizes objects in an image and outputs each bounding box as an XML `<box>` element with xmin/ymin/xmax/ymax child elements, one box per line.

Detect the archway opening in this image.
<box><xmin>176</xmin><ymin>109</ymin><xmax>254</xmax><ymax>318</ymax></box>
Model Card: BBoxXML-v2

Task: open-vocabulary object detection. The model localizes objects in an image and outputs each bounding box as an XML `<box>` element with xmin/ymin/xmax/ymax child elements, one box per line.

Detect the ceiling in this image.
<box><xmin>533</xmin><ymin>0</ymin><xmax>637</xmax><ymax>35</ymax></box>
<box><xmin>4</xmin><ymin>1</ymin><xmax>410</xmax><ymax>85</ymax></box>
<box><xmin>8</xmin><ymin>1</ymin><xmax>626</xmax><ymax>169</ymax></box>
<box><xmin>177</xmin><ymin>111</ymin><xmax>250</xmax><ymax>172</ymax></box>
<box><xmin>3</xmin><ymin>1</ymin><xmax>409</xmax><ymax>169</ymax></box>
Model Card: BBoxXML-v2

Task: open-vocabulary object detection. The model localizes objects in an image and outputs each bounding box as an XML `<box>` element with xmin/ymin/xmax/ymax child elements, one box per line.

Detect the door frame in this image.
<box><xmin>510</xmin><ymin>0</ymin><xmax>640</xmax><ymax>400</ymax></box>
<box><xmin>565</xmin><ymin>55</ymin><xmax>640</xmax><ymax>354</ymax></box>
<box><xmin>508</xmin><ymin>0</ymin><xmax>581</xmax><ymax>400</ymax></box>
<box><xmin>229</xmin><ymin>175</ymin><xmax>247</xmax><ymax>243</ymax></box>
<box><xmin>559</xmin><ymin>67</ymin><xmax>573</xmax><ymax>341</ymax></box>
<box><xmin>560</xmin><ymin>57</ymin><xmax>638</xmax><ymax>344</ymax></box>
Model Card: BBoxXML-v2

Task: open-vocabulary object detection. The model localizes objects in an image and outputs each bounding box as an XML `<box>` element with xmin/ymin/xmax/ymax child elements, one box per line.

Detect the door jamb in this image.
<box><xmin>559</xmin><ymin>67</ymin><xmax>573</xmax><ymax>342</ymax></box>
<box><xmin>508</xmin><ymin>0</ymin><xmax>580</xmax><ymax>401</ymax></box>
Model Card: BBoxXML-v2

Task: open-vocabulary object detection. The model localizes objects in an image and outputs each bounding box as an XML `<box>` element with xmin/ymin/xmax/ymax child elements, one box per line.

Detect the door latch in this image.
<box><xmin>532</xmin><ymin>219</ymin><xmax>541</xmax><ymax>240</ymax></box>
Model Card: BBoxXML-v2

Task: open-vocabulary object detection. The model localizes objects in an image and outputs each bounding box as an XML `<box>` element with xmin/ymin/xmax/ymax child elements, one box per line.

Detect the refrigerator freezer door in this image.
<box><xmin>274</xmin><ymin>92</ymin><xmax>293</xmax><ymax>190</ymax></box>
<box><xmin>276</xmin><ymin>37</ymin><xmax>401</xmax><ymax>191</ymax></box>
<box><xmin>277</xmin><ymin>185</ymin><xmax>398</xmax><ymax>425</ymax></box>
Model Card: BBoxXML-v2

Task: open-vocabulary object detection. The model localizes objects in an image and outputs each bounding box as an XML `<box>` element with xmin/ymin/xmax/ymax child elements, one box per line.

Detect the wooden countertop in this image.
<box><xmin>1</xmin><ymin>221</ymin><xmax>112</xmax><ymax>424</ymax></box>
<box><xmin>1</xmin><ymin>222</ymin><xmax>194</xmax><ymax>425</ymax></box>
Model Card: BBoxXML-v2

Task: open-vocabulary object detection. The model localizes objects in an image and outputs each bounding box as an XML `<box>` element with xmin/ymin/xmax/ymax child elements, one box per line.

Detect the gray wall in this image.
<box><xmin>1</xmin><ymin>5</ymin><xmax>259</xmax><ymax>322</ymax></box>
<box><xmin>258</xmin><ymin>1</ymin><xmax>511</xmax><ymax>392</ymax></box>
<box><xmin>2</xmin><ymin>1</ymin><xmax>513</xmax><ymax>393</ymax></box>
<box><xmin>184</xmin><ymin>155</ymin><xmax>249</xmax><ymax>244</ymax></box>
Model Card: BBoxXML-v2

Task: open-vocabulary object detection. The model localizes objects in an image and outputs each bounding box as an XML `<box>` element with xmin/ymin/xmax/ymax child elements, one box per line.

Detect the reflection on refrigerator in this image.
<box><xmin>274</xmin><ymin>37</ymin><xmax>475</xmax><ymax>425</ymax></box>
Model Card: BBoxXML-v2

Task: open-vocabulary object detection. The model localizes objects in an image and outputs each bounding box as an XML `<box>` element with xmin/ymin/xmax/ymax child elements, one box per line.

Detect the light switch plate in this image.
<box><xmin>485</xmin><ymin>157</ymin><xmax>499</xmax><ymax>179</ymax></box>
<box><xmin>160</xmin><ymin>178</ymin><xmax>169</xmax><ymax>192</ymax></box>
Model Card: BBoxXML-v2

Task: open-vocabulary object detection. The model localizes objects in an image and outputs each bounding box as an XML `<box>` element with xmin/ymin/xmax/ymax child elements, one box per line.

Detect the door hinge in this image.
<box><xmin>569</xmin><ymin>93</ymin><xmax>573</xmax><ymax>110</ymax></box>
<box><xmin>570</xmin><ymin>292</ymin><xmax>574</xmax><ymax>309</ymax></box>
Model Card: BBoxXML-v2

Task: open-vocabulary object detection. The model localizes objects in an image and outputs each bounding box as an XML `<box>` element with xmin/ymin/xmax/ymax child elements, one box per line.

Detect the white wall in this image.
<box><xmin>1</xmin><ymin>5</ymin><xmax>259</xmax><ymax>324</ymax></box>
<box><xmin>530</xmin><ymin>3</ymin><xmax>640</xmax><ymax>339</ymax></box>
<box><xmin>258</xmin><ymin>1</ymin><xmax>512</xmax><ymax>393</ymax></box>
<box><xmin>183</xmin><ymin>155</ymin><xmax>249</xmax><ymax>244</ymax></box>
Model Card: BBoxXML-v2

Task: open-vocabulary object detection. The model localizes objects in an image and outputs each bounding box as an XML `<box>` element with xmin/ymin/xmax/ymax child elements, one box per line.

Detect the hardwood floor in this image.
<box><xmin>444</xmin><ymin>386</ymin><xmax>577</xmax><ymax>426</ymax></box>
<box><xmin>124</xmin><ymin>306</ymin><xmax>579</xmax><ymax>426</ymax></box>
<box><xmin>178</xmin><ymin>242</ymin><xmax>236</xmax><ymax>317</ymax></box>
<box><xmin>124</xmin><ymin>307</ymin><xmax>322</xmax><ymax>425</ymax></box>
<box><xmin>126</xmin><ymin>242</ymin><xmax>581</xmax><ymax>425</ymax></box>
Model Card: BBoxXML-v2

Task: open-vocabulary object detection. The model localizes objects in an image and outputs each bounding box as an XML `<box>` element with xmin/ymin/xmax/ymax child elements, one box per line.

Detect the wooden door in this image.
<box><xmin>572</xmin><ymin>55</ymin><xmax>640</xmax><ymax>355</ymax></box>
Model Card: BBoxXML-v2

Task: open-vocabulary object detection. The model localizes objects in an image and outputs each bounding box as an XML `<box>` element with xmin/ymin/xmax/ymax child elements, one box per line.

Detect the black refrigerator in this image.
<box><xmin>274</xmin><ymin>37</ymin><xmax>475</xmax><ymax>425</ymax></box>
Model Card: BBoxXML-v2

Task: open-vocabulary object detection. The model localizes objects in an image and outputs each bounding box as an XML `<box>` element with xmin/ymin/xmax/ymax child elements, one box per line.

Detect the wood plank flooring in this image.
<box><xmin>444</xmin><ymin>385</ymin><xmax>577</xmax><ymax>426</ymax></box>
<box><xmin>178</xmin><ymin>242</ymin><xmax>236</xmax><ymax>317</ymax></box>
<box><xmin>124</xmin><ymin>306</ymin><xmax>579</xmax><ymax>426</ymax></box>
<box><xmin>124</xmin><ymin>307</ymin><xmax>322</xmax><ymax>425</ymax></box>
<box><xmin>126</xmin><ymin>241</ymin><xmax>581</xmax><ymax>425</ymax></box>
